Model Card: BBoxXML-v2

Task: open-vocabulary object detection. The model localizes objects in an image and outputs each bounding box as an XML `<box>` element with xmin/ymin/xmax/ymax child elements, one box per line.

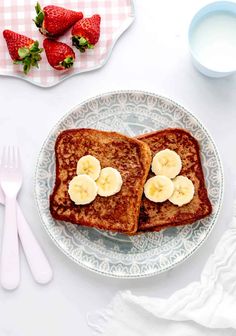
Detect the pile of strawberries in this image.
<box><xmin>3</xmin><ymin>2</ymin><xmax>101</xmax><ymax>74</ymax></box>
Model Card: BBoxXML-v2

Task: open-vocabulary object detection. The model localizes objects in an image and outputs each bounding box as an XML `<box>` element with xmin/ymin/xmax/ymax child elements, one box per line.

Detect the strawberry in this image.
<box><xmin>3</xmin><ymin>29</ymin><xmax>43</xmax><ymax>74</ymax></box>
<box><xmin>34</xmin><ymin>2</ymin><xmax>83</xmax><ymax>37</ymax></box>
<box><xmin>43</xmin><ymin>38</ymin><xmax>75</xmax><ymax>70</ymax></box>
<box><xmin>71</xmin><ymin>14</ymin><xmax>101</xmax><ymax>53</ymax></box>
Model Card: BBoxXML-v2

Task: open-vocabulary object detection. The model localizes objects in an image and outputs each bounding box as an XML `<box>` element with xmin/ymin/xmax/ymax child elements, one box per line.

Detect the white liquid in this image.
<box><xmin>191</xmin><ymin>11</ymin><xmax>236</xmax><ymax>71</ymax></box>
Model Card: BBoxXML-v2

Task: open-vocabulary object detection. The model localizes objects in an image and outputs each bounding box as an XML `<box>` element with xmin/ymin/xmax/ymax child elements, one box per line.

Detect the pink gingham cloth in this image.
<box><xmin>0</xmin><ymin>0</ymin><xmax>134</xmax><ymax>87</ymax></box>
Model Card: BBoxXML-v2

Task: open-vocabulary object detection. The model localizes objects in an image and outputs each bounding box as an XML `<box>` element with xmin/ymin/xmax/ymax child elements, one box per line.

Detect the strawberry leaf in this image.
<box><xmin>60</xmin><ymin>56</ymin><xmax>74</xmax><ymax>69</ymax></box>
<box><xmin>30</xmin><ymin>40</ymin><xmax>39</xmax><ymax>52</ymax></box>
<box><xmin>72</xmin><ymin>36</ymin><xmax>94</xmax><ymax>53</ymax></box>
<box><xmin>79</xmin><ymin>37</ymin><xmax>87</xmax><ymax>46</ymax></box>
<box><xmin>18</xmin><ymin>47</ymin><xmax>30</xmax><ymax>58</ymax></box>
<box><xmin>35</xmin><ymin>2</ymin><xmax>41</xmax><ymax>14</ymax></box>
<box><xmin>23</xmin><ymin>63</ymin><xmax>30</xmax><ymax>74</ymax></box>
<box><xmin>16</xmin><ymin>41</ymin><xmax>43</xmax><ymax>74</ymax></box>
<box><xmin>33</xmin><ymin>2</ymin><xmax>44</xmax><ymax>28</ymax></box>
<box><xmin>13</xmin><ymin>60</ymin><xmax>23</xmax><ymax>65</ymax></box>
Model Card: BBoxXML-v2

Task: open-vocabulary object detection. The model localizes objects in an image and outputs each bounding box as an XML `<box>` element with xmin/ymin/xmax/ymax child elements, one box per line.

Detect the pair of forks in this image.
<box><xmin>0</xmin><ymin>147</ymin><xmax>52</xmax><ymax>290</ymax></box>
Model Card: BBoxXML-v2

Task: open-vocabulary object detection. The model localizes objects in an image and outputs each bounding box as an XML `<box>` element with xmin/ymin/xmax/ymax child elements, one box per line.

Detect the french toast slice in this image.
<box><xmin>136</xmin><ymin>128</ymin><xmax>212</xmax><ymax>232</ymax></box>
<box><xmin>50</xmin><ymin>128</ymin><xmax>152</xmax><ymax>234</ymax></box>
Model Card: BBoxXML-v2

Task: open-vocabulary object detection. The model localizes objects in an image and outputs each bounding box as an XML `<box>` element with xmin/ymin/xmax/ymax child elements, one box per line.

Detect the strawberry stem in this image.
<box><xmin>15</xmin><ymin>41</ymin><xmax>43</xmax><ymax>74</ymax></box>
<box><xmin>60</xmin><ymin>56</ymin><xmax>74</xmax><ymax>69</ymax></box>
<box><xmin>72</xmin><ymin>36</ymin><xmax>94</xmax><ymax>53</ymax></box>
<box><xmin>33</xmin><ymin>2</ymin><xmax>44</xmax><ymax>28</ymax></box>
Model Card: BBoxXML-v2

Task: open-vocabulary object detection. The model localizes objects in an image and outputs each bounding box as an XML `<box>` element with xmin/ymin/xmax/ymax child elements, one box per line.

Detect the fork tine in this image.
<box><xmin>0</xmin><ymin>150</ymin><xmax>2</xmax><ymax>167</ymax></box>
<box><xmin>8</xmin><ymin>146</ymin><xmax>12</xmax><ymax>168</ymax></box>
<box><xmin>16</xmin><ymin>147</ymin><xmax>21</xmax><ymax>169</ymax></box>
<box><xmin>9</xmin><ymin>146</ymin><xmax>12</xmax><ymax>167</ymax></box>
<box><xmin>0</xmin><ymin>147</ymin><xmax>22</xmax><ymax>170</ymax></box>
<box><xmin>11</xmin><ymin>146</ymin><xmax>16</xmax><ymax>168</ymax></box>
<box><xmin>0</xmin><ymin>147</ymin><xmax>6</xmax><ymax>168</ymax></box>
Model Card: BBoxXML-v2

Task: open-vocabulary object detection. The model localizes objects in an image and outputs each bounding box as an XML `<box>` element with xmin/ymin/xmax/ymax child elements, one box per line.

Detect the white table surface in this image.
<box><xmin>0</xmin><ymin>0</ymin><xmax>236</xmax><ymax>335</ymax></box>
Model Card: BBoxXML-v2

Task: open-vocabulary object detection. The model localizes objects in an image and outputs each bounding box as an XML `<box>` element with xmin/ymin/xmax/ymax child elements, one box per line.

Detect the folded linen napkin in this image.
<box><xmin>88</xmin><ymin>212</ymin><xmax>236</xmax><ymax>335</ymax></box>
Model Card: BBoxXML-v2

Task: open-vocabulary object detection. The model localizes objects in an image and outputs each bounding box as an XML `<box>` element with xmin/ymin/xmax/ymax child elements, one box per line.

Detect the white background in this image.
<box><xmin>0</xmin><ymin>0</ymin><xmax>236</xmax><ymax>335</ymax></box>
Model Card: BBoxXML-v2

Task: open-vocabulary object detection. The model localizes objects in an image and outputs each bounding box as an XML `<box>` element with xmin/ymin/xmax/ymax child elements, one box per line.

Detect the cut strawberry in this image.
<box><xmin>34</xmin><ymin>2</ymin><xmax>83</xmax><ymax>37</ymax></box>
<box><xmin>3</xmin><ymin>30</ymin><xmax>43</xmax><ymax>74</ymax></box>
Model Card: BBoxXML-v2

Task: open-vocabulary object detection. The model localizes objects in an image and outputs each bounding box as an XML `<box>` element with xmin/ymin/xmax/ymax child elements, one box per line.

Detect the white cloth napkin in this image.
<box><xmin>88</xmin><ymin>215</ymin><xmax>236</xmax><ymax>336</ymax></box>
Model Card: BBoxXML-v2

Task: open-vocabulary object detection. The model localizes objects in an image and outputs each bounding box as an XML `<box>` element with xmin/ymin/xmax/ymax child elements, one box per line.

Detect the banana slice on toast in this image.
<box><xmin>68</xmin><ymin>175</ymin><xmax>98</xmax><ymax>205</ymax></box>
<box><xmin>169</xmin><ymin>175</ymin><xmax>195</xmax><ymax>206</ymax></box>
<box><xmin>152</xmin><ymin>149</ymin><xmax>182</xmax><ymax>178</ymax></box>
<box><xmin>144</xmin><ymin>175</ymin><xmax>174</xmax><ymax>203</ymax></box>
<box><xmin>76</xmin><ymin>155</ymin><xmax>101</xmax><ymax>180</ymax></box>
<box><xmin>96</xmin><ymin>167</ymin><xmax>123</xmax><ymax>197</ymax></box>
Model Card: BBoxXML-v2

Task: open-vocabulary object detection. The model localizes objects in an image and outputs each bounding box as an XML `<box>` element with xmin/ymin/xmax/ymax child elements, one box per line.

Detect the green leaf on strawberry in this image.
<box><xmin>72</xmin><ymin>36</ymin><xmax>94</xmax><ymax>53</ymax></box>
<box><xmin>18</xmin><ymin>47</ymin><xmax>30</xmax><ymax>58</ymax></box>
<box><xmin>17</xmin><ymin>41</ymin><xmax>43</xmax><ymax>74</ymax></box>
<box><xmin>34</xmin><ymin>2</ymin><xmax>45</xmax><ymax>28</ymax></box>
<box><xmin>60</xmin><ymin>56</ymin><xmax>74</xmax><ymax>69</ymax></box>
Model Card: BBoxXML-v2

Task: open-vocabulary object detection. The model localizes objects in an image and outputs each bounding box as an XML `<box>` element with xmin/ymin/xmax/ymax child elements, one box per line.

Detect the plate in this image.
<box><xmin>0</xmin><ymin>0</ymin><xmax>134</xmax><ymax>87</ymax></box>
<box><xmin>35</xmin><ymin>90</ymin><xmax>223</xmax><ymax>278</ymax></box>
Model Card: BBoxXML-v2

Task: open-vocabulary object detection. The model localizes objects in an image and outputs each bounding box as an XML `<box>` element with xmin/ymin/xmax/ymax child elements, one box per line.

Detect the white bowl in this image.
<box><xmin>188</xmin><ymin>1</ymin><xmax>236</xmax><ymax>78</ymax></box>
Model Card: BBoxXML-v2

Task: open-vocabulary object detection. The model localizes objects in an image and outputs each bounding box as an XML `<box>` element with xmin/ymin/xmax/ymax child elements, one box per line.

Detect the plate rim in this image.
<box><xmin>34</xmin><ymin>89</ymin><xmax>224</xmax><ymax>278</ymax></box>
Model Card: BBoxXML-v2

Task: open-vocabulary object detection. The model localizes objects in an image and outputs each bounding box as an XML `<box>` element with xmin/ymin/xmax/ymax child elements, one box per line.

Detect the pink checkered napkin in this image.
<box><xmin>0</xmin><ymin>0</ymin><xmax>134</xmax><ymax>87</ymax></box>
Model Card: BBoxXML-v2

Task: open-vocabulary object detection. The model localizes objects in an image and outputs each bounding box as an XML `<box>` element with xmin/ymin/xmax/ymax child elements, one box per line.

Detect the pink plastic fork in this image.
<box><xmin>0</xmin><ymin>148</ymin><xmax>52</xmax><ymax>289</ymax></box>
<box><xmin>0</xmin><ymin>147</ymin><xmax>21</xmax><ymax>290</ymax></box>
<box><xmin>0</xmin><ymin>187</ymin><xmax>53</xmax><ymax>286</ymax></box>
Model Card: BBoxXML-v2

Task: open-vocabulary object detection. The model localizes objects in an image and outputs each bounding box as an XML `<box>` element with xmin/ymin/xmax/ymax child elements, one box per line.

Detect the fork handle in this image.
<box><xmin>0</xmin><ymin>196</ymin><xmax>20</xmax><ymax>290</ymax></box>
<box><xmin>16</xmin><ymin>203</ymin><xmax>53</xmax><ymax>284</ymax></box>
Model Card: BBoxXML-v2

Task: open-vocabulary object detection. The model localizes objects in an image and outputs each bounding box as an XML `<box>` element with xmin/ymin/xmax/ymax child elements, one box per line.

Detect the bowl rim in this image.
<box><xmin>188</xmin><ymin>0</ymin><xmax>236</xmax><ymax>74</ymax></box>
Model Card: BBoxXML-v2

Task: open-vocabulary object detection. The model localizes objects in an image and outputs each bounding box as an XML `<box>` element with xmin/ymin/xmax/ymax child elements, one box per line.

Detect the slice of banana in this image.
<box><xmin>169</xmin><ymin>175</ymin><xmax>195</xmax><ymax>206</ymax></box>
<box><xmin>144</xmin><ymin>175</ymin><xmax>174</xmax><ymax>203</ymax></box>
<box><xmin>96</xmin><ymin>167</ymin><xmax>123</xmax><ymax>197</ymax></box>
<box><xmin>76</xmin><ymin>155</ymin><xmax>101</xmax><ymax>181</ymax></box>
<box><xmin>152</xmin><ymin>149</ymin><xmax>182</xmax><ymax>179</ymax></box>
<box><xmin>68</xmin><ymin>175</ymin><xmax>98</xmax><ymax>205</ymax></box>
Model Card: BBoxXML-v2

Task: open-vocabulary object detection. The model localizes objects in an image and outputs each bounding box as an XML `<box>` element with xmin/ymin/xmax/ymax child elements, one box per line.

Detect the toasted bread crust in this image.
<box><xmin>137</xmin><ymin>128</ymin><xmax>212</xmax><ymax>231</ymax></box>
<box><xmin>50</xmin><ymin>128</ymin><xmax>152</xmax><ymax>234</ymax></box>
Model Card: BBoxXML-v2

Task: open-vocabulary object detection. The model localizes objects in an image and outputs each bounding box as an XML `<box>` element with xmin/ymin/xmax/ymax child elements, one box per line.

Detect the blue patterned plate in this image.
<box><xmin>35</xmin><ymin>91</ymin><xmax>223</xmax><ymax>278</ymax></box>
